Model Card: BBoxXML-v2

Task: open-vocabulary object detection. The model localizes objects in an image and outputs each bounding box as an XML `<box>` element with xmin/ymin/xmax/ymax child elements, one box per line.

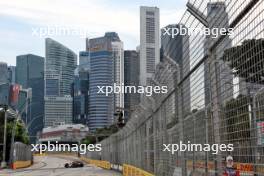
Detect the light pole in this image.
<box><xmin>0</xmin><ymin>104</ymin><xmax>8</xmax><ymax>168</ymax></box>
<box><xmin>9</xmin><ymin>98</ymin><xmax>31</xmax><ymax>165</ymax></box>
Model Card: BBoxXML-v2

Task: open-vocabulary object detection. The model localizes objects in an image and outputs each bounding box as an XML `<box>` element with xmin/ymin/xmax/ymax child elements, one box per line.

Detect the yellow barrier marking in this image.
<box><xmin>12</xmin><ymin>160</ymin><xmax>32</xmax><ymax>169</ymax></box>
<box><xmin>123</xmin><ymin>164</ymin><xmax>154</xmax><ymax>176</ymax></box>
<box><xmin>80</xmin><ymin>157</ymin><xmax>111</xmax><ymax>170</ymax></box>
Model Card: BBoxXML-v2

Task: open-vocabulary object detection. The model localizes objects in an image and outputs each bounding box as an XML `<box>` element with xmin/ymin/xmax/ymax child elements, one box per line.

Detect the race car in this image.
<box><xmin>64</xmin><ymin>161</ymin><xmax>84</xmax><ymax>168</ymax></box>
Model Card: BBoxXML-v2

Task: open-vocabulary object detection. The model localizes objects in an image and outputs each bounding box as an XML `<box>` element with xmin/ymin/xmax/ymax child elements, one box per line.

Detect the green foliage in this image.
<box><xmin>81</xmin><ymin>136</ymin><xmax>96</xmax><ymax>145</ymax></box>
<box><xmin>81</xmin><ymin>125</ymin><xmax>119</xmax><ymax>145</ymax></box>
<box><xmin>0</xmin><ymin>112</ymin><xmax>29</xmax><ymax>162</ymax></box>
<box><xmin>0</xmin><ymin>112</ymin><xmax>29</xmax><ymax>145</ymax></box>
<box><xmin>6</xmin><ymin>119</ymin><xmax>30</xmax><ymax>145</ymax></box>
<box><xmin>96</xmin><ymin>125</ymin><xmax>118</xmax><ymax>134</ymax></box>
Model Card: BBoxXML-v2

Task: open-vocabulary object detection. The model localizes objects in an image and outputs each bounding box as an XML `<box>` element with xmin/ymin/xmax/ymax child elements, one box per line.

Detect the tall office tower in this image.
<box><xmin>204</xmin><ymin>2</ymin><xmax>233</xmax><ymax>105</ymax></box>
<box><xmin>112</xmin><ymin>41</ymin><xmax>124</xmax><ymax>111</ymax></box>
<box><xmin>140</xmin><ymin>6</ymin><xmax>160</xmax><ymax>86</ymax></box>
<box><xmin>45</xmin><ymin>38</ymin><xmax>77</xmax><ymax>96</ymax></box>
<box><xmin>16</xmin><ymin>54</ymin><xmax>44</xmax><ymax>141</ymax></box>
<box><xmin>72</xmin><ymin>51</ymin><xmax>89</xmax><ymax>125</ymax></box>
<box><xmin>8</xmin><ymin>66</ymin><xmax>16</xmax><ymax>84</ymax></box>
<box><xmin>0</xmin><ymin>62</ymin><xmax>8</xmax><ymax>84</ymax></box>
<box><xmin>44</xmin><ymin>38</ymin><xmax>77</xmax><ymax>127</ymax></box>
<box><xmin>87</xmin><ymin>32</ymin><xmax>124</xmax><ymax>131</ymax></box>
<box><xmin>161</xmin><ymin>24</ymin><xmax>191</xmax><ymax>115</ymax></box>
<box><xmin>0</xmin><ymin>62</ymin><xmax>9</xmax><ymax>105</ymax></box>
<box><xmin>0</xmin><ymin>83</ymin><xmax>9</xmax><ymax>105</ymax></box>
<box><xmin>124</xmin><ymin>50</ymin><xmax>140</xmax><ymax>120</ymax></box>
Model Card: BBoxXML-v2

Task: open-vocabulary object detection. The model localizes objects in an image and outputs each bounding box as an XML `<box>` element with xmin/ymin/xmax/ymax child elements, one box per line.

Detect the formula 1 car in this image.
<box><xmin>64</xmin><ymin>161</ymin><xmax>84</xmax><ymax>168</ymax></box>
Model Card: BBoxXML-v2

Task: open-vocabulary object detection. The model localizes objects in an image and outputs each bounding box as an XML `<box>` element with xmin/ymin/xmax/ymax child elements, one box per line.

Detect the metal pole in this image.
<box><xmin>205</xmin><ymin>105</ymin><xmax>209</xmax><ymax>175</ymax></box>
<box><xmin>1</xmin><ymin>105</ymin><xmax>7</xmax><ymax>168</ymax></box>
<box><xmin>252</xmin><ymin>87</ymin><xmax>264</xmax><ymax>176</ymax></box>
<box><xmin>193</xmin><ymin>114</ymin><xmax>195</xmax><ymax>171</ymax></box>
<box><xmin>9</xmin><ymin>112</ymin><xmax>19</xmax><ymax>166</ymax></box>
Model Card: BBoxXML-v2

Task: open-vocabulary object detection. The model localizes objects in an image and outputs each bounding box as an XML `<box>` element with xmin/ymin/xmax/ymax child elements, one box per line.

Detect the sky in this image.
<box><xmin>0</xmin><ymin>0</ymin><xmax>186</xmax><ymax>66</ymax></box>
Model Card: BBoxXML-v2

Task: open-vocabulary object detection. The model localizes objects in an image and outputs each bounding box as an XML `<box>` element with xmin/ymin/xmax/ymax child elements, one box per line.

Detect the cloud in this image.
<box><xmin>0</xmin><ymin>0</ymin><xmax>139</xmax><ymax>37</ymax></box>
<box><xmin>0</xmin><ymin>0</ymin><xmax>186</xmax><ymax>65</ymax></box>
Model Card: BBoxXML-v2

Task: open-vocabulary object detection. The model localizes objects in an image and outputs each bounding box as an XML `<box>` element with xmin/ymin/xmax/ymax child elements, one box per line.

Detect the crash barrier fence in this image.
<box><xmin>86</xmin><ymin>0</ymin><xmax>264</xmax><ymax>175</ymax></box>
<box><xmin>80</xmin><ymin>155</ymin><xmax>154</xmax><ymax>176</ymax></box>
<box><xmin>80</xmin><ymin>156</ymin><xmax>111</xmax><ymax>169</ymax></box>
<box><xmin>10</xmin><ymin>142</ymin><xmax>33</xmax><ymax>169</ymax></box>
<box><xmin>123</xmin><ymin>164</ymin><xmax>154</xmax><ymax>176</ymax></box>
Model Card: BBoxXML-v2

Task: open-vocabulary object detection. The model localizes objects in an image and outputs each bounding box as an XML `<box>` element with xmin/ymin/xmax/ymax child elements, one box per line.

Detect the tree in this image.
<box><xmin>0</xmin><ymin>112</ymin><xmax>29</xmax><ymax>162</ymax></box>
<box><xmin>81</xmin><ymin>136</ymin><xmax>96</xmax><ymax>145</ymax></box>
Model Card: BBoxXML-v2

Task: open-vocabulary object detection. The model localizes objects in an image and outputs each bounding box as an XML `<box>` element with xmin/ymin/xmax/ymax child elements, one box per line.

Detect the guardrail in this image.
<box><xmin>123</xmin><ymin>164</ymin><xmax>154</xmax><ymax>176</ymax></box>
<box><xmin>80</xmin><ymin>157</ymin><xmax>111</xmax><ymax>170</ymax></box>
<box><xmin>11</xmin><ymin>160</ymin><xmax>32</xmax><ymax>169</ymax></box>
<box><xmin>10</xmin><ymin>142</ymin><xmax>33</xmax><ymax>169</ymax></box>
<box><xmin>80</xmin><ymin>156</ymin><xmax>154</xmax><ymax>176</ymax></box>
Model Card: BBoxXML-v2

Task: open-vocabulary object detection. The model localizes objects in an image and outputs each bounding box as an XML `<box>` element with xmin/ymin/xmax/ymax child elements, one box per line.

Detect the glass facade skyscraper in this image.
<box><xmin>16</xmin><ymin>54</ymin><xmax>44</xmax><ymax>141</ymax></box>
<box><xmin>45</xmin><ymin>38</ymin><xmax>77</xmax><ymax>96</ymax></box>
<box><xmin>88</xmin><ymin>50</ymin><xmax>113</xmax><ymax>131</ymax></box>
<box><xmin>124</xmin><ymin>50</ymin><xmax>140</xmax><ymax>120</ymax></box>
<box><xmin>0</xmin><ymin>62</ymin><xmax>9</xmax><ymax>105</ymax></box>
<box><xmin>0</xmin><ymin>62</ymin><xmax>8</xmax><ymax>84</ymax></box>
<box><xmin>87</xmin><ymin>32</ymin><xmax>124</xmax><ymax>131</ymax></box>
<box><xmin>44</xmin><ymin>38</ymin><xmax>77</xmax><ymax>127</ymax></box>
<box><xmin>72</xmin><ymin>54</ymin><xmax>89</xmax><ymax>125</ymax></box>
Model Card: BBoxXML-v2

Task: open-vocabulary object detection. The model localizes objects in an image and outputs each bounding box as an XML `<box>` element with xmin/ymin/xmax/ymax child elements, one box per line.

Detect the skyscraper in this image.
<box><xmin>112</xmin><ymin>41</ymin><xmax>124</xmax><ymax>111</ymax></box>
<box><xmin>140</xmin><ymin>6</ymin><xmax>160</xmax><ymax>86</ymax></box>
<box><xmin>124</xmin><ymin>50</ymin><xmax>140</xmax><ymax>120</ymax></box>
<box><xmin>72</xmin><ymin>52</ymin><xmax>89</xmax><ymax>125</ymax></box>
<box><xmin>0</xmin><ymin>62</ymin><xmax>9</xmax><ymax>105</ymax></box>
<box><xmin>0</xmin><ymin>62</ymin><xmax>8</xmax><ymax>84</ymax></box>
<box><xmin>16</xmin><ymin>54</ymin><xmax>44</xmax><ymax>140</ymax></box>
<box><xmin>0</xmin><ymin>83</ymin><xmax>9</xmax><ymax>105</ymax></box>
<box><xmin>45</xmin><ymin>38</ymin><xmax>77</xmax><ymax>96</ymax></box>
<box><xmin>87</xmin><ymin>32</ymin><xmax>124</xmax><ymax>131</ymax></box>
<box><xmin>44</xmin><ymin>38</ymin><xmax>77</xmax><ymax>127</ymax></box>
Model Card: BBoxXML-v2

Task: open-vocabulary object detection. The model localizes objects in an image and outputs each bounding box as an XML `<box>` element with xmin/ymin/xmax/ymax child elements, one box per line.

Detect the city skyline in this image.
<box><xmin>0</xmin><ymin>0</ymin><xmax>186</xmax><ymax>66</ymax></box>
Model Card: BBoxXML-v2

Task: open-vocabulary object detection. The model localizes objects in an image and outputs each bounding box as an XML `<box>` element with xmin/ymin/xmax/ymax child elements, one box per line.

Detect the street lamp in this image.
<box><xmin>0</xmin><ymin>104</ymin><xmax>8</xmax><ymax>168</ymax></box>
